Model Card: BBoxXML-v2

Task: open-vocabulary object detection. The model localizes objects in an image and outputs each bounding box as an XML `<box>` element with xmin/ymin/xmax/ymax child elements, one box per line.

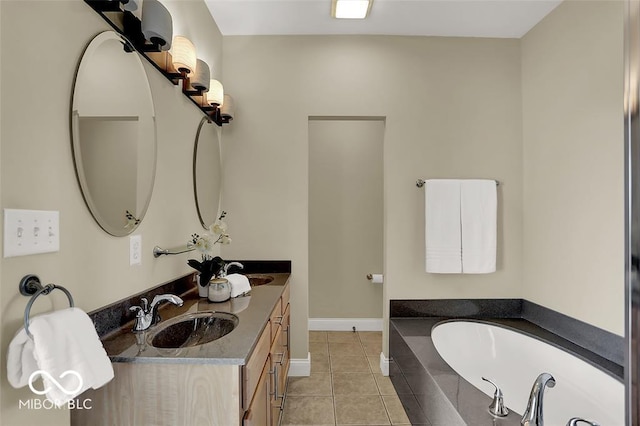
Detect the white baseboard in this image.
<box><xmin>379</xmin><ymin>352</ymin><xmax>389</xmax><ymax>376</ymax></box>
<box><xmin>288</xmin><ymin>352</ymin><xmax>311</xmax><ymax>377</ymax></box>
<box><xmin>308</xmin><ymin>318</ymin><xmax>383</xmax><ymax>331</ymax></box>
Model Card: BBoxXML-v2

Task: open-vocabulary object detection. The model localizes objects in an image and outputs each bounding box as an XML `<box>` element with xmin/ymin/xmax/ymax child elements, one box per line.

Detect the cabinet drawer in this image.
<box><xmin>243</xmin><ymin>322</ymin><xmax>271</xmax><ymax>409</ymax></box>
<box><xmin>270</xmin><ymin>301</ymin><xmax>283</xmax><ymax>343</ymax></box>
<box><xmin>281</xmin><ymin>284</ymin><xmax>290</xmax><ymax>312</ymax></box>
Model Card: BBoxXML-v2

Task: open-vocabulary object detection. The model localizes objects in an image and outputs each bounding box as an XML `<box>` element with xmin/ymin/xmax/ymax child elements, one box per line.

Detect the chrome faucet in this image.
<box><xmin>220</xmin><ymin>261</ymin><xmax>244</xmax><ymax>277</ymax></box>
<box><xmin>521</xmin><ymin>373</ymin><xmax>556</xmax><ymax>426</ymax></box>
<box><xmin>130</xmin><ymin>294</ymin><xmax>184</xmax><ymax>332</ymax></box>
<box><xmin>567</xmin><ymin>418</ymin><xmax>600</xmax><ymax>426</ymax></box>
<box><xmin>482</xmin><ymin>377</ymin><xmax>509</xmax><ymax>417</ymax></box>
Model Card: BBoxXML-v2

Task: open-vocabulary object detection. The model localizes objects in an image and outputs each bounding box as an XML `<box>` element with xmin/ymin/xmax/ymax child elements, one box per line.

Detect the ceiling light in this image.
<box><xmin>331</xmin><ymin>0</ymin><xmax>372</xmax><ymax>19</ymax></box>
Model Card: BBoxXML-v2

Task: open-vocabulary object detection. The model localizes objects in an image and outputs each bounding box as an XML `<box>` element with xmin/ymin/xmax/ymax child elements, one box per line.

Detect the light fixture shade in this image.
<box><xmin>124</xmin><ymin>0</ymin><xmax>141</xmax><ymax>11</ymax></box>
<box><xmin>221</xmin><ymin>94</ymin><xmax>234</xmax><ymax>120</ymax></box>
<box><xmin>208</xmin><ymin>79</ymin><xmax>224</xmax><ymax>105</ymax></box>
<box><xmin>141</xmin><ymin>0</ymin><xmax>172</xmax><ymax>51</ymax></box>
<box><xmin>191</xmin><ymin>59</ymin><xmax>210</xmax><ymax>91</ymax></box>
<box><xmin>172</xmin><ymin>36</ymin><xmax>197</xmax><ymax>74</ymax></box>
<box><xmin>332</xmin><ymin>0</ymin><xmax>372</xmax><ymax>19</ymax></box>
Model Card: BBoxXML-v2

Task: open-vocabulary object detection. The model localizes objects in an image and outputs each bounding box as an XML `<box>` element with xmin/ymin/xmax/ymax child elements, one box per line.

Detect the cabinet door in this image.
<box><xmin>243</xmin><ymin>355</ymin><xmax>271</xmax><ymax>426</ymax></box>
<box><xmin>243</xmin><ymin>321</ymin><xmax>272</xmax><ymax>409</ymax></box>
<box><xmin>270</xmin><ymin>326</ymin><xmax>285</xmax><ymax>426</ymax></box>
<box><xmin>279</xmin><ymin>303</ymin><xmax>291</xmax><ymax>389</ymax></box>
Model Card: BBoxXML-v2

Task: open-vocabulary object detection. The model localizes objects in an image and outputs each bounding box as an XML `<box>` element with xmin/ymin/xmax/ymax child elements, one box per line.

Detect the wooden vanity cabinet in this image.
<box><xmin>73</xmin><ymin>284</ymin><xmax>290</xmax><ymax>426</ymax></box>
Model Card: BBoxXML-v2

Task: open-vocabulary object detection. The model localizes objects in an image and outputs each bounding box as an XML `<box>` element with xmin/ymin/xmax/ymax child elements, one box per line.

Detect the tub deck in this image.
<box><xmin>389</xmin><ymin>316</ymin><xmax>622</xmax><ymax>426</ymax></box>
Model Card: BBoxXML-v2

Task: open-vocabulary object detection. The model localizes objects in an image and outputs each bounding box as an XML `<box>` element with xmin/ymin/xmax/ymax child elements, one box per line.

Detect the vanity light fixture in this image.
<box><xmin>171</xmin><ymin>36</ymin><xmax>197</xmax><ymax>74</ymax></box>
<box><xmin>191</xmin><ymin>59</ymin><xmax>210</xmax><ymax>92</ymax></box>
<box><xmin>140</xmin><ymin>0</ymin><xmax>172</xmax><ymax>51</ymax></box>
<box><xmin>207</xmin><ymin>79</ymin><xmax>224</xmax><ymax>106</ymax></box>
<box><xmin>221</xmin><ymin>94</ymin><xmax>234</xmax><ymax>123</ymax></box>
<box><xmin>84</xmin><ymin>0</ymin><xmax>235</xmax><ymax>126</ymax></box>
<box><xmin>331</xmin><ymin>0</ymin><xmax>372</xmax><ymax>19</ymax></box>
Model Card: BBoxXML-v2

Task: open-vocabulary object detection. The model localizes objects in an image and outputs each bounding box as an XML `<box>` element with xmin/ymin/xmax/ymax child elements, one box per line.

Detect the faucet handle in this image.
<box><xmin>129</xmin><ymin>305</ymin><xmax>144</xmax><ymax>316</ymax></box>
<box><xmin>482</xmin><ymin>377</ymin><xmax>509</xmax><ymax>417</ymax></box>
<box><xmin>140</xmin><ymin>297</ymin><xmax>149</xmax><ymax>312</ymax></box>
<box><xmin>567</xmin><ymin>418</ymin><xmax>600</xmax><ymax>426</ymax></box>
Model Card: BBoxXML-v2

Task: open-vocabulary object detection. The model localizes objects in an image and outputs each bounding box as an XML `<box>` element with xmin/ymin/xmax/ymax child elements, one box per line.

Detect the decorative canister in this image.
<box><xmin>208</xmin><ymin>278</ymin><xmax>231</xmax><ymax>303</ymax></box>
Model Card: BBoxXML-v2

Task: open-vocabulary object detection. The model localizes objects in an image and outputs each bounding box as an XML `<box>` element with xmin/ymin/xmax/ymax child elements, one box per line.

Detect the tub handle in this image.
<box><xmin>567</xmin><ymin>418</ymin><xmax>600</xmax><ymax>426</ymax></box>
<box><xmin>482</xmin><ymin>377</ymin><xmax>509</xmax><ymax>417</ymax></box>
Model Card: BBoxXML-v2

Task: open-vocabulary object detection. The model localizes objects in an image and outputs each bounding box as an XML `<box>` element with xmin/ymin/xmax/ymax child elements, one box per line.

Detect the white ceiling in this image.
<box><xmin>204</xmin><ymin>0</ymin><xmax>563</xmax><ymax>38</ymax></box>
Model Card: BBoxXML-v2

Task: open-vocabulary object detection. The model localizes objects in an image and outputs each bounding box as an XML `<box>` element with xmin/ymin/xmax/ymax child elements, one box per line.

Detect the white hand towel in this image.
<box><xmin>425</xmin><ymin>179</ymin><xmax>462</xmax><ymax>273</ymax></box>
<box><xmin>461</xmin><ymin>179</ymin><xmax>497</xmax><ymax>273</ymax></box>
<box><xmin>226</xmin><ymin>273</ymin><xmax>252</xmax><ymax>298</ymax></box>
<box><xmin>7</xmin><ymin>307</ymin><xmax>114</xmax><ymax>406</ymax></box>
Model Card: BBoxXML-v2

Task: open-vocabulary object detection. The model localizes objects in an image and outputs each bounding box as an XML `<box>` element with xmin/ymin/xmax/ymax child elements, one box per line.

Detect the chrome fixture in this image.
<box><xmin>153</xmin><ymin>244</ymin><xmax>195</xmax><ymax>258</ymax></box>
<box><xmin>566</xmin><ymin>418</ymin><xmax>600</xmax><ymax>426</ymax></box>
<box><xmin>220</xmin><ymin>261</ymin><xmax>244</xmax><ymax>277</ymax></box>
<box><xmin>129</xmin><ymin>294</ymin><xmax>184</xmax><ymax>332</ymax></box>
<box><xmin>625</xmin><ymin>1</ymin><xmax>640</xmax><ymax>422</ymax></box>
<box><xmin>521</xmin><ymin>373</ymin><xmax>556</xmax><ymax>426</ymax></box>
<box><xmin>482</xmin><ymin>377</ymin><xmax>509</xmax><ymax>417</ymax></box>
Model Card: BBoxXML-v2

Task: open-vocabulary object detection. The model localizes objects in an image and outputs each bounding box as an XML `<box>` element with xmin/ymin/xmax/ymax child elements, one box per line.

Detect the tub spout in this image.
<box><xmin>521</xmin><ymin>373</ymin><xmax>556</xmax><ymax>426</ymax></box>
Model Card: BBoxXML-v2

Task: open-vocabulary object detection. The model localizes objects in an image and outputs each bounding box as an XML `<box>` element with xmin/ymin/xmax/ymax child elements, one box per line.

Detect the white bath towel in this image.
<box><xmin>425</xmin><ymin>179</ymin><xmax>462</xmax><ymax>273</ymax></box>
<box><xmin>7</xmin><ymin>307</ymin><xmax>114</xmax><ymax>406</ymax></box>
<box><xmin>226</xmin><ymin>273</ymin><xmax>252</xmax><ymax>298</ymax></box>
<box><xmin>461</xmin><ymin>180</ymin><xmax>497</xmax><ymax>273</ymax></box>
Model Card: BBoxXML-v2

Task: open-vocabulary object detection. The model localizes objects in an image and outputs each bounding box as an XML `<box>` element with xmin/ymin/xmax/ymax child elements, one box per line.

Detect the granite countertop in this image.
<box><xmin>100</xmin><ymin>273</ymin><xmax>290</xmax><ymax>365</ymax></box>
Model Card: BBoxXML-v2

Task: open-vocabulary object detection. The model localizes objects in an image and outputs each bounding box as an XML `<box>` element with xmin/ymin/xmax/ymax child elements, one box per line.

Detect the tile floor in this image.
<box><xmin>281</xmin><ymin>331</ymin><xmax>411</xmax><ymax>426</ymax></box>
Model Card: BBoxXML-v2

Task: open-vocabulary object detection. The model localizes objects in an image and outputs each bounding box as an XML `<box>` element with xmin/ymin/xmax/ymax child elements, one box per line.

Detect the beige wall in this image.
<box><xmin>0</xmin><ymin>1</ymin><xmax>223</xmax><ymax>425</ymax></box>
<box><xmin>221</xmin><ymin>35</ymin><xmax>523</xmax><ymax>357</ymax></box>
<box><xmin>308</xmin><ymin>119</ymin><xmax>384</xmax><ymax>319</ymax></box>
<box><xmin>521</xmin><ymin>0</ymin><xmax>624</xmax><ymax>336</ymax></box>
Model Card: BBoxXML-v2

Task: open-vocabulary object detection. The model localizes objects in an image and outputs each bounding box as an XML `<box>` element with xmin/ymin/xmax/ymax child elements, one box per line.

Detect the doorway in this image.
<box><xmin>308</xmin><ymin>117</ymin><xmax>385</xmax><ymax>328</ymax></box>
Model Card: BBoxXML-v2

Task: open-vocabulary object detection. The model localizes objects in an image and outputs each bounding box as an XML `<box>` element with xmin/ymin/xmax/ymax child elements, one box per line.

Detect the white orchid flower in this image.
<box><xmin>210</xmin><ymin>220</ymin><xmax>228</xmax><ymax>235</ymax></box>
<box><xmin>220</xmin><ymin>234</ymin><xmax>232</xmax><ymax>245</ymax></box>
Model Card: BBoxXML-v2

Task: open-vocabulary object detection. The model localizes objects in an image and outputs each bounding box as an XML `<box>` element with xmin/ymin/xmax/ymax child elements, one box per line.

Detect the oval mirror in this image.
<box><xmin>71</xmin><ymin>31</ymin><xmax>156</xmax><ymax>236</ymax></box>
<box><xmin>193</xmin><ymin>116</ymin><xmax>222</xmax><ymax>229</ymax></box>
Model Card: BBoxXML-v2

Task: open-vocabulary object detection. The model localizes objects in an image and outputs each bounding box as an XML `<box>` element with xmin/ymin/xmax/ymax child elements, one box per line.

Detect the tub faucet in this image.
<box><xmin>521</xmin><ymin>373</ymin><xmax>556</xmax><ymax>426</ymax></box>
<box><xmin>130</xmin><ymin>294</ymin><xmax>184</xmax><ymax>332</ymax></box>
<box><xmin>566</xmin><ymin>418</ymin><xmax>600</xmax><ymax>426</ymax></box>
<box><xmin>482</xmin><ymin>377</ymin><xmax>509</xmax><ymax>417</ymax></box>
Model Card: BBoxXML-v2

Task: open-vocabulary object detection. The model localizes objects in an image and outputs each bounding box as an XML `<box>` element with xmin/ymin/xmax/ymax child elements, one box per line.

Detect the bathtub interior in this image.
<box><xmin>430</xmin><ymin>321</ymin><xmax>624</xmax><ymax>426</ymax></box>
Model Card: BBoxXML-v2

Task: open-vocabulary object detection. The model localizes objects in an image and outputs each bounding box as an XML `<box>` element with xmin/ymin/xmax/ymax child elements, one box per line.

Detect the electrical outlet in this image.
<box><xmin>130</xmin><ymin>235</ymin><xmax>142</xmax><ymax>266</ymax></box>
<box><xmin>4</xmin><ymin>209</ymin><xmax>60</xmax><ymax>257</ymax></box>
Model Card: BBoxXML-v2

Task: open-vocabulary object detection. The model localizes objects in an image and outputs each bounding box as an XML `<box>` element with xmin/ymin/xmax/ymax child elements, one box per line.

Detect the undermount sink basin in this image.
<box><xmin>148</xmin><ymin>311</ymin><xmax>239</xmax><ymax>349</ymax></box>
<box><xmin>246</xmin><ymin>274</ymin><xmax>274</xmax><ymax>287</ymax></box>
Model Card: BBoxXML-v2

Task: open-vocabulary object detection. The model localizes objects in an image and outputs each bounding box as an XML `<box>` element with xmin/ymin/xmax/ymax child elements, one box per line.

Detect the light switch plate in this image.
<box><xmin>4</xmin><ymin>209</ymin><xmax>60</xmax><ymax>257</ymax></box>
<box><xmin>130</xmin><ymin>234</ymin><xmax>142</xmax><ymax>266</ymax></box>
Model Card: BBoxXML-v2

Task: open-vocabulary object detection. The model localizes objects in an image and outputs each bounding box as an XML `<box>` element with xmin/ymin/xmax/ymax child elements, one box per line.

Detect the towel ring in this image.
<box><xmin>19</xmin><ymin>275</ymin><xmax>74</xmax><ymax>339</ymax></box>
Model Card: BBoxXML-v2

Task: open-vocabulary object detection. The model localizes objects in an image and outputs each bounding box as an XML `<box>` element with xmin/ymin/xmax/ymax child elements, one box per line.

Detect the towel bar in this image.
<box><xmin>19</xmin><ymin>274</ymin><xmax>74</xmax><ymax>339</ymax></box>
<box><xmin>416</xmin><ymin>178</ymin><xmax>500</xmax><ymax>188</ymax></box>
